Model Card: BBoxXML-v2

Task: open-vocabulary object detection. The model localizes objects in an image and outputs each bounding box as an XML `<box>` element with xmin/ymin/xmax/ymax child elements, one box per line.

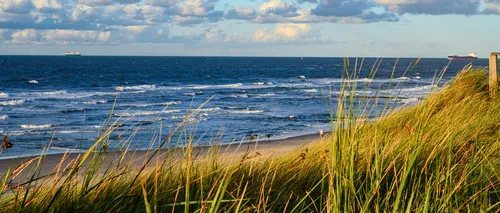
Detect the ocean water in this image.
<box><xmin>0</xmin><ymin>56</ymin><xmax>488</xmax><ymax>158</ymax></box>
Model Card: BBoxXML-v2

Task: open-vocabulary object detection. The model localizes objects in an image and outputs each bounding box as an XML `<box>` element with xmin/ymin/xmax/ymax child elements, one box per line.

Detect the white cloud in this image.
<box><xmin>32</xmin><ymin>0</ymin><xmax>62</xmax><ymax>12</ymax></box>
<box><xmin>253</xmin><ymin>23</ymin><xmax>311</xmax><ymax>42</ymax></box>
<box><xmin>374</xmin><ymin>0</ymin><xmax>481</xmax><ymax>15</ymax></box>
<box><xmin>0</xmin><ymin>0</ymin><xmax>33</xmax><ymax>14</ymax></box>
<box><xmin>11</xmin><ymin>28</ymin><xmax>39</xmax><ymax>43</ymax></box>
<box><xmin>258</xmin><ymin>0</ymin><xmax>298</xmax><ymax>16</ymax></box>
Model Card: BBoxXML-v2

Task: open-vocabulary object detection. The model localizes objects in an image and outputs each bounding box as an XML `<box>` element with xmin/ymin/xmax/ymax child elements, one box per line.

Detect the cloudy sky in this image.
<box><xmin>0</xmin><ymin>0</ymin><xmax>499</xmax><ymax>57</ymax></box>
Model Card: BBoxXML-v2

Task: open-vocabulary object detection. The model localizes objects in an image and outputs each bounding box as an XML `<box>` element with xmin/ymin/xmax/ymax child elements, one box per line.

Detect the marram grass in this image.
<box><xmin>0</xmin><ymin>67</ymin><xmax>499</xmax><ymax>212</ymax></box>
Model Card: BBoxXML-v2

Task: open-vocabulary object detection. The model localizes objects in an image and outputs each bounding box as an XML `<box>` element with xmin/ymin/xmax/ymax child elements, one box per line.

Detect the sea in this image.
<box><xmin>0</xmin><ymin>56</ymin><xmax>489</xmax><ymax>158</ymax></box>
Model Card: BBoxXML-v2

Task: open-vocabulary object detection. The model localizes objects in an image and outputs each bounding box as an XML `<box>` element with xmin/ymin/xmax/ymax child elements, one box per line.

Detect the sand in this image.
<box><xmin>0</xmin><ymin>133</ymin><xmax>323</xmax><ymax>186</ymax></box>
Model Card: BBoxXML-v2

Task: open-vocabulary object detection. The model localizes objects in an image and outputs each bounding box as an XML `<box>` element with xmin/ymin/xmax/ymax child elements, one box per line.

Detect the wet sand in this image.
<box><xmin>0</xmin><ymin>133</ymin><xmax>323</xmax><ymax>184</ymax></box>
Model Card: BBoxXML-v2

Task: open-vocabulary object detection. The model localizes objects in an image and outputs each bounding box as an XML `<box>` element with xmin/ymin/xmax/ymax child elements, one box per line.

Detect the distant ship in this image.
<box><xmin>448</xmin><ymin>53</ymin><xmax>477</xmax><ymax>60</ymax></box>
<box><xmin>63</xmin><ymin>52</ymin><xmax>82</xmax><ymax>56</ymax></box>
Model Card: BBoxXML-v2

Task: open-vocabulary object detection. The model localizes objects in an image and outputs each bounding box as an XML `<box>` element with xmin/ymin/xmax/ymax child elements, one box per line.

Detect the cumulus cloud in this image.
<box><xmin>312</xmin><ymin>0</ymin><xmax>372</xmax><ymax>17</ymax></box>
<box><xmin>374</xmin><ymin>0</ymin><xmax>481</xmax><ymax>15</ymax></box>
<box><xmin>1</xmin><ymin>0</ymin><xmax>33</xmax><ymax>14</ymax></box>
<box><xmin>77</xmin><ymin>0</ymin><xmax>141</xmax><ymax>7</ymax></box>
<box><xmin>225</xmin><ymin>5</ymin><xmax>256</xmax><ymax>20</ymax></box>
<box><xmin>253</xmin><ymin>23</ymin><xmax>311</xmax><ymax>42</ymax></box>
<box><xmin>483</xmin><ymin>0</ymin><xmax>500</xmax><ymax>14</ymax></box>
<box><xmin>258</xmin><ymin>0</ymin><xmax>298</xmax><ymax>16</ymax></box>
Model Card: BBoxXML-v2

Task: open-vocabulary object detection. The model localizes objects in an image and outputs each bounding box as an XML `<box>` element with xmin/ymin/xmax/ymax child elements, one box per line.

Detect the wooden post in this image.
<box><xmin>490</xmin><ymin>53</ymin><xmax>499</xmax><ymax>97</ymax></box>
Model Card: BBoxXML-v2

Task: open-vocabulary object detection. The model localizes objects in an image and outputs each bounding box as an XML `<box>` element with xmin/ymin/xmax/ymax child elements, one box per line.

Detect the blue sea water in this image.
<box><xmin>0</xmin><ymin>56</ymin><xmax>489</xmax><ymax>158</ymax></box>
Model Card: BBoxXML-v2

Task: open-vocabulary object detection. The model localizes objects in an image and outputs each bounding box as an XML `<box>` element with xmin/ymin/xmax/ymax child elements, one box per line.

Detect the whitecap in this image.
<box><xmin>196</xmin><ymin>107</ymin><xmax>221</xmax><ymax>112</ymax></box>
<box><xmin>0</xmin><ymin>92</ymin><xmax>9</xmax><ymax>98</ymax></box>
<box><xmin>20</xmin><ymin>124</ymin><xmax>53</xmax><ymax>129</ymax></box>
<box><xmin>413</xmin><ymin>76</ymin><xmax>421</xmax><ymax>79</ymax></box>
<box><xmin>401</xmin><ymin>97</ymin><xmax>420</xmax><ymax>105</ymax></box>
<box><xmin>0</xmin><ymin>99</ymin><xmax>25</xmax><ymax>106</ymax></box>
<box><xmin>228</xmin><ymin>109</ymin><xmax>265</xmax><ymax>114</ymax></box>
<box><xmin>114</xmin><ymin>84</ymin><xmax>155</xmax><ymax>91</ymax></box>
<box><xmin>114</xmin><ymin>109</ymin><xmax>181</xmax><ymax>117</ymax></box>
<box><xmin>0</xmin><ymin>115</ymin><xmax>8</xmax><ymax>120</ymax></box>
<box><xmin>396</xmin><ymin>77</ymin><xmax>411</xmax><ymax>80</ymax></box>
<box><xmin>29</xmin><ymin>80</ymin><xmax>39</xmax><ymax>84</ymax></box>
<box><xmin>230</xmin><ymin>94</ymin><xmax>249</xmax><ymax>98</ymax></box>
<box><xmin>253</xmin><ymin>82</ymin><xmax>273</xmax><ymax>86</ymax></box>
<box><xmin>82</xmin><ymin>100</ymin><xmax>107</xmax><ymax>105</ymax></box>
<box><xmin>303</xmin><ymin>89</ymin><xmax>319</xmax><ymax>93</ymax></box>
<box><xmin>254</xmin><ymin>93</ymin><xmax>275</xmax><ymax>98</ymax></box>
<box><xmin>126</xmin><ymin>101</ymin><xmax>182</xmax><ymax>108</ymax></box>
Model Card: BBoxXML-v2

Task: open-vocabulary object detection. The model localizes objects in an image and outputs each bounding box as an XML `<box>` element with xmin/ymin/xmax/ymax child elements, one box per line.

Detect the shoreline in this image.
<box><xmin>0</xmin><ymin>132</ymin><xmax>324</xmax><ymax>181</ymax></box>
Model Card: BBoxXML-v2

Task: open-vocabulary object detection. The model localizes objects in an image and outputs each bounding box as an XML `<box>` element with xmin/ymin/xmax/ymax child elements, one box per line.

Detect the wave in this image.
<box><xmin>29</xmin><ymin>80</ymin><xmax>39</xmax><ymax>84</ymax></box>
<box><xmin>125</xmin><ymin>101</ymin><xmax>182</xmax><ymax>108</ymax></box>
<box><xmin>253</xmin><ymin>93</ymin><xmax>275</xmax><ymax>98</ymax></box>
<box><xmin>114</xmin><ymin>84</ymin><xmax>156</xmax><ymax>91</ymax></box>
<box><xmin>227</xmin><ymin>109</ymin><xmax>265</xmax><ymax>114</ymax></box>
<box><xmin>114</xmin><ymin>109</ymin><xmax>181</xmax><ymax>117</ymax></box>
<box><xmin>253</xmin><ymin>82</ymin><xmax>273</xmax><ymax>86</ymax></box>
<box><xmin>0</xmin><ymin>115</ymin><xmax>8</xmax><ymax>120</ymax></box>
<box><xmin>0</xmin><ymin>99</ymin><xmax>25</xmax><ymax>106</ymax></box>
<box><xmin>394</xmin><ymin>85</ymin><xmax>437</xmax><ymax>93</ymax></box>
<box><xmin>396</xmin><ymin>76</ymin><xmax>411</xmax><ymax>81</ymax></box>
<box><xmin>82</xmin><ymin>100</ymin><xmax>107</xmax><ymax>105</ymax></box>
<box><xmin>20</xmin><ymin>124</ymin><xmax>53</xmax><ymax>129</ymax></box>
<box><xmin>230</xmin><ymin>94</ymin><xmax>249</xmax><ymax>98</ymax></box>
<box><xmin>0</xmin><ymin>92</ymin><xmax>9</xmax><ymax>98</ymax></box>
<box><xmin>400</xmin><ymin>97</ymin><xmax>419</xmax><ymax>105</ymax></box>
<box><xmin>196</xmin><ymin>107</ymin><xmax>221</xmax><ymax>112</ymax></box>
<box><xmin>303</xmin><ymin>89</ymin><xmax>319</xmax><ymax>93</ymax></box>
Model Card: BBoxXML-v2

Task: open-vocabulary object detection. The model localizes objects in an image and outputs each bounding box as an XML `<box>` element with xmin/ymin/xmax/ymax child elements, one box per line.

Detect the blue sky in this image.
<box><xmin>0</xmin><ymin>0</ymin><xmax>499</xmax><ymax>57</ymax></box>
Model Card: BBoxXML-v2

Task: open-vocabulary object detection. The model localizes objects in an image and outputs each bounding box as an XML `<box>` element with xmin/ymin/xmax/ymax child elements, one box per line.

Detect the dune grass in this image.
<box><xmin>0</xmin><ymin>65</ymin><xmax>499</xmax><ymax>212</ymax></box>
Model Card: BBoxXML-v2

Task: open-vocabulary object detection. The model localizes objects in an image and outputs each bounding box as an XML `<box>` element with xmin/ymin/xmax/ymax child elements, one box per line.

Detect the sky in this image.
<box><xmin>0</xmin><ymin>0</ymin><xmax>499</xmax><ymax>57</ymax></box>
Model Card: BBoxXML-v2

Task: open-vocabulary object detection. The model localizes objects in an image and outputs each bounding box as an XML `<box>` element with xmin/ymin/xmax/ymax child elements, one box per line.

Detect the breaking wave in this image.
<box><xmin>0</xmin><ymin>92</ymin><xmax>9</xmax><ymax>98</ymax></box>
<box><xmin>0</xmin><ymin>115</ymin><xmax>8</xmax><ymax>120</ymax></box>
<box><xmin>20</xmin><ymin>124</ymin><xmax>54</xmax><ymax>129</ymax></box>
<box><xmin>115</xmin><ymin>84</ymin><xmax>156</xmax><ymax>91</ymax></box>
<box><xmin>114</xmin><ymin>109</ymin><xmax>181</xmax><ymax>117</ymax></box>
<box><xmin>0</xmin><ymin>99</ymin><xmax>25</xmax><ymax>106</ymax></box>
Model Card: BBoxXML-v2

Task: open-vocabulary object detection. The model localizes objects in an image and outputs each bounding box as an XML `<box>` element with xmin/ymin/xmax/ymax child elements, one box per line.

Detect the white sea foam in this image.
<box><xmin>114</xmin><ymin>84</ymin><xmax>156</xmax><ymax>91</ymax></box>
<box><xmin>396</xmin><ymin>85</ymin><xmax>437</xmax><ymax>92</ymax></box>
<box><xmin>401</xmin><ymin>98</ymin><xmax>419</xmax><ymax>105</ymax></box>
<box><xmin>413</xmin><ymin>76</ymin><xmax>421</xmax><ymax>79</ymax></box>
<box><xmin>253</xmin><ymin>82</ymin><xmax>273</xmax><ymax>86</ymax></box>
<box><xmin>303</xmin><ymin>89</ymin><xmax>319</xmax><ymax>93</ymax></box>
<box><xmin>228</xmin><ymin>109</ymin><xmax>265</xmax><ymax>114</ymax></box>
<box><xmin>126</xmin><ymin>101</ymin><xmax>182</xmax><ymax>108</ymax></box>
<box><xmin>0</xmin><ymin>99</ymin><xmax>25</xmax><ymax>106</ymax></box>
<box><xmin>20</xmin><ymin>124</ymin><xmax>53</xmax><ymax>129</ymax></box>
<box><xmin>82</xmin><ymin>100</ymin><xmax>107</xmax><ymax>105</ymax></box>
<box><xmin>115</xmin><ymin>109</ymin><xmax>181</xmax><ymax>117</ymax></box>
<box><xmin>0</xmin><ymin>115</ymin><xmax>8</xmax><ymax>120</ymax></box>
<box><xmin>196</xmin><ymin>107</ymin><xmax>221</xmax><ymax>112</ymax></box>
<box><xmin>254</xmin><ymin>93</ymin><xmax>275</xmax><ymax>98</ymax></box>
<box><xmin>396</xmin><ymin>77</ymin><xmax>411</xmax><ymax>80</ymax></box>
<box><xmin>230</xmin><ymin>94</ymin><xmax>249</xmax><ymax>98</ymax></box>
<box><xmin>0</xmin><ymin>92</ymin><xmax>9</xmax><ymax>98</ymax></box>
<box><xmin>183</xmin><ymin>92</ymin><xmax>196</xmax><ymax>96</ymax></box>
<box><xmin>29</xmin><ymin>80</ymin><xmax>39</xmax><ymax>84</ymax></box>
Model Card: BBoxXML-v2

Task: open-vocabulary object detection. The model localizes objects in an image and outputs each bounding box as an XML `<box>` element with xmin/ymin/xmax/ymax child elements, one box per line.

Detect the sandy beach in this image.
<box><xmin>0</xmin><ymin>133</ymin><xmax>323</xmax><ymax>185</ymax></box>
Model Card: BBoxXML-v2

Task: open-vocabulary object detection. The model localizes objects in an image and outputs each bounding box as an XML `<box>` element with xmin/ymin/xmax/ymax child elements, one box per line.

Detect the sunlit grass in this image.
<box><xmin>0</xmin><ymin>62</ymin><xmax>498</xmax><ymax>212</ymax></box>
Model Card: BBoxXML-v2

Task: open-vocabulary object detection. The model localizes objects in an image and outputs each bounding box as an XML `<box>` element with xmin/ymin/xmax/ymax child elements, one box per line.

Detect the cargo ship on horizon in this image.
<box><xmin>63</xmin><ymin>52</ymin><xmax>81</xmax><ymax>56</ymax></box>
<box><xmin>448</xmin><ymin>53</ymin><xmax>477</xmax><ymax>60</ymax></box>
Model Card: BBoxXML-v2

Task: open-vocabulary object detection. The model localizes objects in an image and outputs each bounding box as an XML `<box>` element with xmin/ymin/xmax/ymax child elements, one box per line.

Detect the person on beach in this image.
<box><xmin>2</xmin><ymin>135</ymin><xmax>13</xmax><ymax>150</ymax></box>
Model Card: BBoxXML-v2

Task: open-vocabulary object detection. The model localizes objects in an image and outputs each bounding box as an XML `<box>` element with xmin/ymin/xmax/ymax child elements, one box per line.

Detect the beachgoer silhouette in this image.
<box><xmin>2</xmin><ymin>135</ymin><xmax>13</xmax><ymax>149</ymax></box>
